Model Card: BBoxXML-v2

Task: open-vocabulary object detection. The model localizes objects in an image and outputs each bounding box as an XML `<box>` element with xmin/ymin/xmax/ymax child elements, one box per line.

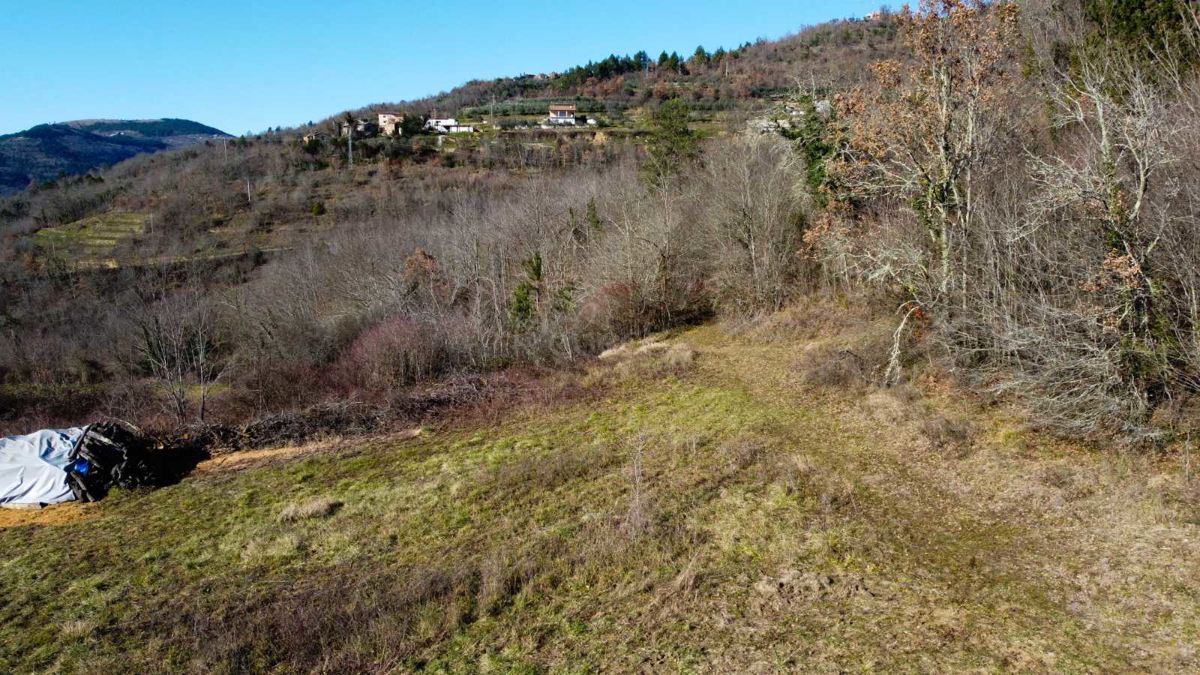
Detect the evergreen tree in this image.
<box><xmin>641</xmin><ymin>98</ymin><xmax>698</xmax><ymax>188</ymax></box>
<box><xmin>400</xmin><ymin>115</ymin><xmax>425</xmax><ymax>137</ymax></box>
<box><xmin>586</xmin><ymin>196</ymin><xmax>603</xmax><ymax>231</ymax></box>
<box><xmin>779</xmin><ymin>97</ymin><xmax>839</xmax><ymax>207</ymax></box>
<box><xmin>1085</xmin><ymin>0</ymin><xmax>1191</xmax><ymax>62</ymax></box>
<box><xmin>510</xmin><ymin>252</ymin><xmax>545</xmax><ymax>327</ymax></box>
<box><xmin>510</xmin><ymin>281</ymin><xmax>535</xmax><ymax>327</ymax></box>
<box><xmin>669</xmin><ymin>52</ymin><xmax>682</xmax><ymax>72</ymax></box>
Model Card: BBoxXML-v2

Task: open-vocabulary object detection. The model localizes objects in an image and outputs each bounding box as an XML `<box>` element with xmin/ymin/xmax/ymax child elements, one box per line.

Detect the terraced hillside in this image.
<box><xmin>33</xmin><ymin>212</ymin><xmax>149</xmax><ymax>268</ymax></box>
<box><xmin>3</xmin><ymin>311</ymin><xmax>1197</xmax><ymax>673</ymax></box>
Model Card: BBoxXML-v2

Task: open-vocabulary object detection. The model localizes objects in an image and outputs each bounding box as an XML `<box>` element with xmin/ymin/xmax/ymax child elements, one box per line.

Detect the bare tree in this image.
<box><xmin>992</xmin><ymin>48</ymin><xmax>1193</xmax><ymax>438</ymax></box>
<box><xmin>127</xmin><ymin>266</ymin><xmax>227</xmax><ymax>424</ymax></box>
<box><xmin>702</xmin><ymin>134</ymin><xmax>809</xmax><ymax>315</ymax></box>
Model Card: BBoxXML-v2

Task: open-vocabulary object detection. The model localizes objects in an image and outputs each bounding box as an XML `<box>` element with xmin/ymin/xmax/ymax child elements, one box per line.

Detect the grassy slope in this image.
<box><xmin>33</xmin><ymin>212</ymin><xmax>148</xmax><ymax>267</ymax></box>
<box><xmin>1</xmin><ymin>316</ymin><xmax>1198</xmax><ymax>673</ymax></box>
<box><xmin>31</xmin><ymin>209</ymin><xmax>290</xmax><ymax>270</ymax></box>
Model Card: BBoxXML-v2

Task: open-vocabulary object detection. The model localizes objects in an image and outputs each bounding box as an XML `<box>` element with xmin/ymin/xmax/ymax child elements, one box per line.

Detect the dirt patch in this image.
<box><xmin>0</xmin><ymin>502</ymin><xmax>98</xmax><ymax>529</ymax></box>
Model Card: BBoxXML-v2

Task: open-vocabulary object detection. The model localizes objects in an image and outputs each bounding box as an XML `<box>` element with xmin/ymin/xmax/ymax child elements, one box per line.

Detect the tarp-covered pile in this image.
<box><xmin>0</xmin><ymin>422</ymin><xmax>155</xmax><ymax>508</ymax></box>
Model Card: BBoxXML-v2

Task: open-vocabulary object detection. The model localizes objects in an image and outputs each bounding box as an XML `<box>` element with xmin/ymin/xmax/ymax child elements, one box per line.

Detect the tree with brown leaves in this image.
<box><xmin>829</xmin><ymin>0</ymin><xmax>1021</xmax><ymax>303</ymax></box>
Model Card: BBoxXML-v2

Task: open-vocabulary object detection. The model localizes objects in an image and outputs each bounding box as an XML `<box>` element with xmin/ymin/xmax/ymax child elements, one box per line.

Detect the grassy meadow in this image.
<box><xmin>2</xmin><ymin>314</ymin><xmax>1197</xmax><ymax>673</ymax></box>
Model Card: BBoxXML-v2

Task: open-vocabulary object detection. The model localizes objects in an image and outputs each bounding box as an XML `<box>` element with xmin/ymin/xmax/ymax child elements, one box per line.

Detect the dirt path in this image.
<box><xmin>680</xmin><ymin>324</ymin><xmax>1200</xmax><ymax>671</ymax></box>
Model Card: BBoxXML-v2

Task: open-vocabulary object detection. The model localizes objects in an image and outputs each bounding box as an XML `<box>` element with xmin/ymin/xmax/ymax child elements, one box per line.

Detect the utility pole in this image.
<box><xmin>1187</xmin><ymin>432</ymin><xmax>1193</xmax><ymax>483</ymax></box>
<box><xmin>348</xmin><ymin>124</ymin><xmax>354</xmax><ymax>169</ymax></box>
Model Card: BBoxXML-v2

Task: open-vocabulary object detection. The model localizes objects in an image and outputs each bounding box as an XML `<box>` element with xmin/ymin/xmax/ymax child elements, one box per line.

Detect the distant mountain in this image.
<box><xmin>0</xmin><ymin>118</ymin><xmax>230</xmax><ymax>196</ymax></box>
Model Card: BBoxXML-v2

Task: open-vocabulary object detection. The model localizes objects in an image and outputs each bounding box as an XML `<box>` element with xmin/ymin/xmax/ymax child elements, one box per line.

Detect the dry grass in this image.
<box><xmin>635</xmin><ymin>341</ymin><xmax>671</xmax><ymax>355</ymax></box>
<box><xmin>243</xmin><ymin>533</ymin><xmax>304</xmax><ymax>561</ymax></box>
<box><xmin>662</xmin><ymin>343</ymin><xmax>697</xmax><ymax>368</ymax></box>
<box><xmin>0</xmin><ymin>502</ymin><xmax>97</xmax><ymax>529</ymax></box>
<box><xmin>918</xmin><ymin>412</ymin><xmax>975</xmax><ymax>457</ymax></box>
<box><xmin>748</xmin><ymin>295</ymin><xmax>880</xmax><ymax>343</ymax></box>
<box><xmin>797</xmin><ymin>342</ymin><xmax>872</xmax><ymax>388</ymax></box>
<box><xmin>278</xmin><ymin>498</ymin><xmax>344</xmax><ymax>523</ymax></box>
<box><xmin>58</xmin><ymin>619</ymin><xmax>96</xmax><ymax>639</ymax></box>
<box><xmin>196</xmin><ymin>430</ymin><xmax>421</xmax><ymax>475</ymax></box>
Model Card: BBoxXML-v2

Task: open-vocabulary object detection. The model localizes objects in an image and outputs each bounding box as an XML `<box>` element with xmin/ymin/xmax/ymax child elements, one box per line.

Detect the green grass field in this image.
<box><xmin>2</xmin><ymin>320</ymin><xmax>1198</xmax><ymax>673</ymax></box>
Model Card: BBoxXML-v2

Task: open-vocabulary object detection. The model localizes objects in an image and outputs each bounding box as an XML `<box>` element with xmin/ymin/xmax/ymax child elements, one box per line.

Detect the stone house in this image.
<box><xmin>339</xmin><ymin>118</ymin><xmax>378</xmax><ymax>138</ymax></box>
<box><xmin>378</xmin><ymin>112</ymin><xmax>405</xmax><ymax>136</ymax></box>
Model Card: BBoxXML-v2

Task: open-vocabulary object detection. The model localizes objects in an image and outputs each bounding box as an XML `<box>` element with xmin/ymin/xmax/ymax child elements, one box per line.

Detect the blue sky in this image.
<box><xmin>0</xmin><ymin>0</ymin><xmax>884</xmax><ymax>136</ymax></box>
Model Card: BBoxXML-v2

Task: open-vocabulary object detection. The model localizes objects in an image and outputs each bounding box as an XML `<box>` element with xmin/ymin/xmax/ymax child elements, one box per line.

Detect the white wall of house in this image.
<box><xmin>425</xmin><ymin>118</ymin><xmax>458</xmax><ymax>131</ymax></box>
<box><xmin>548</xmin><ymin>110</ymin><xmax>576</xmax><ymax>125</ymax></box>
<box><xmin>423</xmin><ymin>118</ymin><xmax>476</xmax><ymax>134</ymax></box>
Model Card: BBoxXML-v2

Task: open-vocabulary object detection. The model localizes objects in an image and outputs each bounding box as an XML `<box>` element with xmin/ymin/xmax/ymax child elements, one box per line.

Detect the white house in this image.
<box><xmin>424</xmin><ymin>118</ymin><xmax>476</xmax><ymax>134</ymax></box>
<box><xmin>424</xmin><ymin>117</ymin><xmax>457</xmax><ymax>132</ymax></box>
<box><xmin>548</xmin><ymin>104</ymin><xmax>577</xmax><ymax>126</ymax></box>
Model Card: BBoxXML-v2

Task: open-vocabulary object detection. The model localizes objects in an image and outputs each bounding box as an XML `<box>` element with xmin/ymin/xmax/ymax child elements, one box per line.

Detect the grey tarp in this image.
<box><xmin>0</xmin><ymin>427</ymin><xmax>86</xmax><ymax>506</ymax></box>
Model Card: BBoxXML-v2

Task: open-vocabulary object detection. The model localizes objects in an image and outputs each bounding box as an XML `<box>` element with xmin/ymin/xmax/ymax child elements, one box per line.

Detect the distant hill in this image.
<box><xmin>62</xmin><ymin>118</ymin><xmax>230</xmax><ymax>144</ymax></box>
<box><xmin>0</xmin><ymin>118</ymin><xmax>230</xmax><ymax>196</ymax></box>
<box><xmin>311</xmin><ymin>16</ymin><xmax>901</xmax><ymax>133</ymax></box>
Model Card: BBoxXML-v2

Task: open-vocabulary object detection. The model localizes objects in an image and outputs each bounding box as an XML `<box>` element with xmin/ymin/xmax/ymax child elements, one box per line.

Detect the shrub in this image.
<box><xmin>333</xmin><ymin>317</ymin><xmax>448</xmax><ymax>394</ymax></box>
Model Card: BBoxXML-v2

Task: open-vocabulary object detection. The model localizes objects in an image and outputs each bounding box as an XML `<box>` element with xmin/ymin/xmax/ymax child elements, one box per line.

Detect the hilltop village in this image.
<box><xmin>302</xmin><ymin>102</ymin><xmax>599</xmax><ymax>144</ymax></box>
